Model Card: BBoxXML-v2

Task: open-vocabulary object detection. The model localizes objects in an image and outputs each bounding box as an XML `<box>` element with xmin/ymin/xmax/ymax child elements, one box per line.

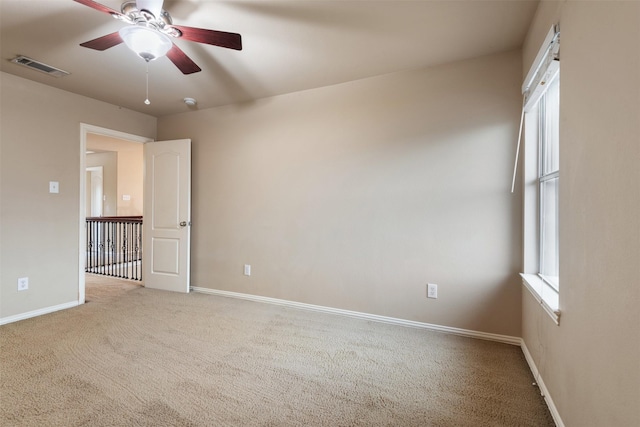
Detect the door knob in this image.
<box><xmin>179</xmin><ymin>221</ymin><xmax>187</xmax><ymax>227</ymax></box>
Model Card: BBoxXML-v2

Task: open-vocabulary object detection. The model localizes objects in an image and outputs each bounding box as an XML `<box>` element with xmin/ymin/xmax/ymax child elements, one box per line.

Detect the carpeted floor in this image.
<box><xmin>84</xmin><ymin>273</ymin><xmax>143</xmax><ymax>303</ymax></box>
<box><xmin>0</xmin><ymin>277</ymin><xmax>554</xmax><ymax>426</ymax></box>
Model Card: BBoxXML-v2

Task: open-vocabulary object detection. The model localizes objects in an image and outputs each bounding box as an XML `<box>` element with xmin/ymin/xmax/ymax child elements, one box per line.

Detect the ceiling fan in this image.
<box><xmin>73</xmin><ymin>0</ymin><xmax>242</xmax><ymax>74</ymax></box>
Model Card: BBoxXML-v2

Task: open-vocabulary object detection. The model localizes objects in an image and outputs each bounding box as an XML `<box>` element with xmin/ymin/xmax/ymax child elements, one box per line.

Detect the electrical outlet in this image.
<box><xmin>427</xmin><ymin>283</ymin><xmax>438</xmax><ymax>299</ymax></box>
<box><xmin>18</xmin><ymin>277</ymin><xmax>29</xmax><ymax>291</ymax></box>
<box><xmin>244</xmin><ymin>264</ymin><xmax>251</xmax><ymax>276</ymax></box>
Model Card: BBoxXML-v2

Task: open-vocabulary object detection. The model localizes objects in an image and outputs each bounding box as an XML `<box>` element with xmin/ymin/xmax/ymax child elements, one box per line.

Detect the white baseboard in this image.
<box><xmin>191</xmin><ymin>287</ymin><xmax>521</xmax><ymax>346</ymax></box>
<box><xmin>520</xmin><ymin>340</ymin><xmax>564</xmax><ymax>427</ymax></box>
<box><xmin>0</xmin><ymin>301</ymin><xmax>79</xmax><ymax>326</ymax></box>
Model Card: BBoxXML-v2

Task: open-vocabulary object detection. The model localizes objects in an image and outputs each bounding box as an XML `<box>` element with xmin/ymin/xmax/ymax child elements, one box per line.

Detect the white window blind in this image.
<box><xmin>511</xmin><ymin>25</ymin><xmax>560</xmax><ymax>193</ymax></box>
<box><xmin>523</xmin><ymin>25</ymin><xmax>561</xmax><ymax>111</ymax></box>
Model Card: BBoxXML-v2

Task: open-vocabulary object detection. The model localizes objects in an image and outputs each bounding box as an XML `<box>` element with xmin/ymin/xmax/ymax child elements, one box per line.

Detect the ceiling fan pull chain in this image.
<box><xmin>144</xmin><ymin>61</ymin><xmax>151</xmax><ymax>105</ymax></box>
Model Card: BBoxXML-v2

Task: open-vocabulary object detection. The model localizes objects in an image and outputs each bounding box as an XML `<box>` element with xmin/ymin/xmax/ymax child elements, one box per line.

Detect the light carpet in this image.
<box><xmin>1</xmin><ymin>278</ymin><xmax>554</xmax><ymax>426</ymax></box>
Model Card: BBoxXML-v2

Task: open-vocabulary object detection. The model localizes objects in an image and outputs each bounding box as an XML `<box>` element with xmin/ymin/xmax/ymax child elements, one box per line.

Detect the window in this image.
<box><xmin>520</xmin><ymin>25</ymin><xmax>560</xmax><ymax>323</ymax></box>
<box><xmin>538</xmin><ymin>75</ymin><xmax>560</xmax><ymax>290</ymax></box>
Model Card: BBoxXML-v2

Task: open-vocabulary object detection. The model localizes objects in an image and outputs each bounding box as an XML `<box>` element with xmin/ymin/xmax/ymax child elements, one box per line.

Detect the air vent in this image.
<box><xmin>10</xmin><ymin>56</ymin><xmax>70</xmax><ymax>77</ymax></box>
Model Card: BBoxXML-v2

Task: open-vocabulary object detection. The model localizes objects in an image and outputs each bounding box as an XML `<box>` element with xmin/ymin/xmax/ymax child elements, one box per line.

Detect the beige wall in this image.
<box><xmin>0</xmin><ymin>72</ymin><xmax>156</xmax><ymax>319</ymax></box>
<box><xmin>87</xmin><ymin>134</ymin><xmax>144</xmax><ymax>217</ymax></box>
<box><xmin>158</xmin><ymin>50</ymin><xmax>525</xmax><ymax>337</ymax></box>
<box><xmin>521</xmin><ymin>1</ymin><xmax>640</xmax><ymax>426</ymax></box>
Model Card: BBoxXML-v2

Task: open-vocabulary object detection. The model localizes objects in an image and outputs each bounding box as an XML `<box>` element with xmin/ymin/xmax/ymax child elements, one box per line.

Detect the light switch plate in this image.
<box><xmin>49</xmin><ymin>181</ymin><xmax>59</xmax><ymax>193</ymax></box>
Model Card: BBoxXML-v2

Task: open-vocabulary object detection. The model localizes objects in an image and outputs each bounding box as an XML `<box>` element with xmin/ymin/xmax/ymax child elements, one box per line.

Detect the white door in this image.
<box><xmin>143</xmin><ymin>139</ymin><xmax>191</xmax><ymax>293</ymax></box>
<box><xmin>87</xmin><ymin>167</ymin><xmax>104</xmax><ymax>217</ymax></box>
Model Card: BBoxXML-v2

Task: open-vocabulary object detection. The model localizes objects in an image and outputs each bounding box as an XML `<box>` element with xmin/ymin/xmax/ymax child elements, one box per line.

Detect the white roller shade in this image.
<box><xmin>523</xmin><ymin>25</ymin><xmax>560</xmax><ymax>111</ymax></box>
<box><xmin>511</xmin><ymin>24</ymin><xmax>560</xmax><ymax>193</ymax></box>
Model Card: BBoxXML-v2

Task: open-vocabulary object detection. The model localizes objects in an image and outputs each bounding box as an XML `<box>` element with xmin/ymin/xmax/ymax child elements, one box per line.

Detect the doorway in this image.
<box><xmin>79</xmin><ymin>124</ymin><xmax>153</xmax><ymax>304</ymax></box>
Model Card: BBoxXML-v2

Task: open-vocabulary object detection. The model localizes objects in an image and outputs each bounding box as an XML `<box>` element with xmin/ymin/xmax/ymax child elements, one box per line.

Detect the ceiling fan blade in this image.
<box><xmin>80</xmin><ymin>32</ymin><xmax>123</xmax><ymax>51</ymax></box>
<box><xmin>72</xmin><ymin>0</ymin><xmax>123</xmax><ymax>17</ymax></box>
<box><xmin>169</xmin><ymin>25</ymin><xmax>242</xmax><ymax>51</ymax></box>
<box><xmin>166</xmin><ymin>44</ymin><xmax>202</xmax><ymax>75</ymax></box>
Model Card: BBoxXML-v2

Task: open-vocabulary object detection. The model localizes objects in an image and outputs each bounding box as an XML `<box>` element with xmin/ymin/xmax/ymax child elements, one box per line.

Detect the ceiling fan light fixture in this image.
<box><xmin>118</xmin><ymin>26</ymin><xmax>172</xmax><ymax>62</ymax></box>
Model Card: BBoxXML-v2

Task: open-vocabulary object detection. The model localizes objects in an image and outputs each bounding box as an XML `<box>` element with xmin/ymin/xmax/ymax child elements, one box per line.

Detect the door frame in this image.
<box><xmin>79</xmin><ymin>123</ymin><xmax>153</xmax><ymax>304</ymax></box>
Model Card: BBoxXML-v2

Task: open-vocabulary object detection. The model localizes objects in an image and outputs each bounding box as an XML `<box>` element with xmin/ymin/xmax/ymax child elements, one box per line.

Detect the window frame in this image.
<box><xmin>520</xmin><ymin>25</ymin><xmax>561</xmax><ymax>324</ymax></box>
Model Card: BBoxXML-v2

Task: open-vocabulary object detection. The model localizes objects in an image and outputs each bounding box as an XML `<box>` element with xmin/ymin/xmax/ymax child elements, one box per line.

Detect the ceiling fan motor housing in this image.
<box><xmin>118</xmin><ymin>1</ymin><xmax>181</xmax><ymax>38</ymax></box>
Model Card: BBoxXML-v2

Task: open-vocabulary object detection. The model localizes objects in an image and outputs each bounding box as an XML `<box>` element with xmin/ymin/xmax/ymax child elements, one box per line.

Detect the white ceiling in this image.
<box><xmin>0</xmin><ymin>0</ymin><xmax>539</xmax><ymax>117</ymax></box>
